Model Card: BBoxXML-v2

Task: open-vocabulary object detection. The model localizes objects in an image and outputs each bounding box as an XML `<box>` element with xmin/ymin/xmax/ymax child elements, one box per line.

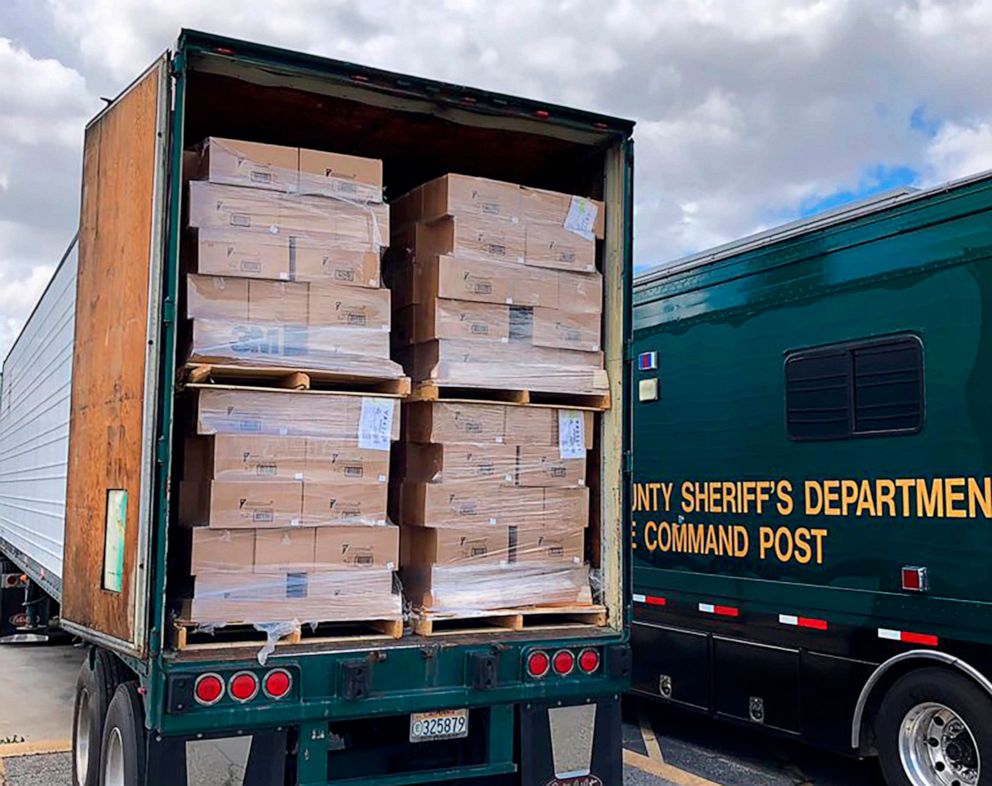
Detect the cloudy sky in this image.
<box><xmin>1</xmin><ymin>0</ymin><xmax>991</xmax><ymax>357</ymax></box>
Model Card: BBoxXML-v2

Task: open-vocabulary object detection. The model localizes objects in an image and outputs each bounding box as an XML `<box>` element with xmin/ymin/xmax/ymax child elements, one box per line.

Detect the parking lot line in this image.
<box><xmin>639</xmin><ymin>709</ymin><xmax>666</xmax><ymax>763</ymax></box>
<box><xmin>624</xmin><ymin>749</ymin><xmax>724</xmax><ymax>786</ymax></box>
<box><xmin>0</xmin><ymin>740</ymin><xmax>71</xmax><ymax>759</ymax></box>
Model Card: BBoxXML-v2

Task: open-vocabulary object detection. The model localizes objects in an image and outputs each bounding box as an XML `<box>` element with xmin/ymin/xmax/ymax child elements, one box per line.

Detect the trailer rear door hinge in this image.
<box><xmin>162</xmin><ymin>296</ymin><xmax>176</xmax><ymax>325</ymax></box>
<box><xmin>624</xmin><ymin>450</ymin><xmax>633</xmax><ymax>473</ymax></box>
<box><xmin>156</xmin><ymin>436</ymin><xmax>169</xmax><ymax>464</ymax></box>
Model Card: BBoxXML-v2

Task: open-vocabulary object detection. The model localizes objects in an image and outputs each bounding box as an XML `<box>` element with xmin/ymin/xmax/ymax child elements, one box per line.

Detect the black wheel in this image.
<box><xmin>99</xmin><ymin>682</ymin><xmax>146</xmax><ymax>786</ymax></box>
<box><xmin>72</xmin><ymin>650</ymin><xmax>131</xmax><ymax>786</ymax></box>
<box><xmin>875</xmin><ymin>667</ymin><xmax>992</xmax><ymax>786</ymax></box>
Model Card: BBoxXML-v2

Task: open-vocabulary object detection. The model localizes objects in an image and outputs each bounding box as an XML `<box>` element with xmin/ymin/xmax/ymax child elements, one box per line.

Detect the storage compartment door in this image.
<box><xmin>62</xmin><ymin>53</ymin><xmax>171</xmax><ymax>655</ymax></box>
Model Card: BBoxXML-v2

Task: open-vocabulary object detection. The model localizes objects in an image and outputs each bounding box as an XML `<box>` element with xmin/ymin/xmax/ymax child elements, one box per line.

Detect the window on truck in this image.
<box><xmin>785</xmin><ymin>335</ymin><xmax>923</xmax><ymax>440</ymax></box>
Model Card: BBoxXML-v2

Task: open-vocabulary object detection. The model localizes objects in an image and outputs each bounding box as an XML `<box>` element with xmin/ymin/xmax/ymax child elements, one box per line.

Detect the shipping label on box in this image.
<box><xmin>400</xmin><ymin>482</ymin><xmax>502</xmax><ymax>527</ymax></box>
<box><xmin>401</xmin><ymin>525</ymin><xmax>511</xmax><ymax>567</ymax></box>
<box><xmin>556</xmin><ymin>270</ymin><xmax>603</xmax><ymax>315</ymax></box>
<box><xmin>399</xmin><ymin>442</ymin><xmax>516</xmax><ymax>484</ymax></box>
<box><xmin>307</xmin><ymin>282</ymin><xmax>390</xmax><ymax>328</ymax></box>
<box><xmin>514</xmin><ymin>527</ymin><xmax>584</xmax><ymax>564</ymax></box>
<box><xmin>543</xmin><ymin>487</ymin><xmax>590</xmax><ymax>530</ymax></box>
<box><xmin>518</xmin><ymin>186</ymin><xmax>606</xmax><ymax>239</ymax></box>
<box><xmin>305</xmin><ymin>439</ymin><xmax>390</xmax><ymax>483</ymax></box>
<box><xmin>186</xmin><ymin>274</ymin><xmax>249</xmax><ymax>320</ymax></box>
<box><xmin>190</xmin><ymin>528</ymin><xmax>256</xmax><ymax>573</ymax></box>
<box><xmin>403</xmin><ymin>401</ymin><xmax>507</xmax><ymax>444</ymax></box>
<box><xmin>532</xmin><ymin>307</ymin><xmax>601</xmax><ymax>352</ymax></box>
<box><xmin>298</xmin><ymin>148</ymin><xmax>383</xmax><ymax>203</ymax></box>
<box><xmin>254</xmin><ymin>528</ymin><xmax>316</xmax><ymax>573</ymax></box>
<box><xmin>524</xmin><ymin>224</ymin><xmax>596</xmax><ymax>273</ymax></box>
<box><xmin>301</xmin><ymin>481</ymin><xmax>389</xmax><ymax>525</ymax></box>
<box><xmin>198</xmin><ymin>138</ymin><xmax>299</xmax><ymax>193</ymax></box>
<box><xmin>515</xmin><ymin>445</ymin><xmax>585</xmax><ymax>488</ymax></box>
<box><xmin>314</xmin><ymin>525</ymin><xmax>398</xmax><ymax>570</ymax></box>
<box><xmin>192</xmin><ymin>228</ymin><xmax>292</xmax><ymax>280</ymax></box>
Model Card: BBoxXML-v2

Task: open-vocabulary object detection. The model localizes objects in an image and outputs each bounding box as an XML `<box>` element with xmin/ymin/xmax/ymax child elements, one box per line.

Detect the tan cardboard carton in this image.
<box><xmin>402</xmin><ymin>401</ymin><xmax>506</xmax><ymax>444</ymax></box>
<box><xmin>399</xmin><ymin>481</ymin><xmax>502</xmax><ymax>527</ymax></box>
<box><xmin>293</xmin><ymin>239</ymin><xmax>380</xmax><ymax>288</ymax></box>
<box><xmin>396</xmin><ymin>299</ymin><xmax>509</xmax><ymax>345</ymax></box>
<box><xmin>544</xmin><ymin>487</ymin><xmax>590</xmax><ymax>530</ymax></box>
<box><xmin>305</xmin><ymin>440</ymin><xmax>390</xmax><ymax>484</ymax></box>
<box><xmin>248</xmin><ymin>279</ymin><xmax>309</xmax><ymax>323</ymax></box>
<box><xmin>401</xmin><ymin>525</ymin><xmax>511</xmax><ymax>566</ymax></box>
<box><xmin>505</xmin><ymin>407</ymin><xmax>594</xmax><ymax>448</ymax></box>
<box><xmin>416</xmin><ymin>255</ymin><xmax>514</xmax><ymax>306</ymax></box>
<box><xmin>186</xmin><ymin>274</ymin><xmax>249</xmax><ymax>320</ymax></box>
<box><xmin>398</xmin><ymin>442</ymin><xmax>516</xmax><ymax>484</ymax></box>
<box><xmin>514</xmin><ymin>527</ymin><xmax>585</xmax><ymax>564</ymax></box>
<box><xmin>254</xmin><ymin>528</ymin><xmax>316</xmax><ymax>573</ymax></box>
<box><xmin>187</xmin><ymin>180</ymin><xmax>284</xmax><ymax>231</ymax></box>
<box><xmin>197</xmin><ymin>138</ymin><xmax>299</xmax><ymax>192</ymax></box>
<box><xmin>194</xmin><ymin>389</ymin><xmax>400</xmax><ymax>442</ymax></box>
<box><xmin>301</xmin><ymin>481</ymin><xmax>389</xmax><ymax>525</ymax></box>
<box><xmin>191</xmin><ymin>228</ymin><xmax>291</xmax><ymax>280</ymax></box>
<box><xmin>298</xmin><ymin>147</ymin><xmax>383</xmax><ymax>203</ymax></box>
<box><xmin>184</xmin><ymin>435</ymin><xmax>307</xmax><ymax>481</ymax></box>
<box><xmin>392</xmin><ymin>174</ymin><xmax>522</xmax><ymax>226</ymax></box>
<box><xmin>413</xmin><ymin>216</ymin><xmax>525</xmax><ymax>265</ymax></box>
<box><xmin>314</xmin><ymin>525</ymin><xmax>399</xmax><ymax>570</ymax></box>
<box><xmin>524</xmin><ymin>223</ymin><xmax>596</xmax><ymax>273</ymax></box>
<box><xmin>190</xmin><ymin>528</ymin><xmax>256</xmax><ymax>573</ymax></box>
<box><xmin>532</xmin><ymin>308</ymin><xmax>600</xmax><ymax>351</ymax></box>
<box><xmin>518</xmin><ymin>186</ymin><xmax>606</xmax><ymax>239</ymax></box>
<box><xmin>501</xmin><ymin>487</ymin><xmax>546</xmax><ymax>530</ymax></box>
<box><xmin>556</xmin><ymin>270</ymin><xmax>603</xmax><ymax>314</ymax></box>
<box><xmin>180</xmin><ymin>480</ymin><xmax>302</xmax><ymax>529</ymax></box>
<box><xmin>515</xmin><ymin>445</ymin><xmax>586</xmax><ymax>488</ymax></box>
<box><xmin>307</xmin><ymin>282</ymin><xmax>390</xmax><ymax>329</ymax></box>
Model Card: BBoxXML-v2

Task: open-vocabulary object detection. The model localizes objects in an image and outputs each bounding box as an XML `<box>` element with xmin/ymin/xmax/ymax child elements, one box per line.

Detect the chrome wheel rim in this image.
<box><xmin>103</xmin><ymin>726</ymin><xmax>125</xmax><ymax>786</ymax></box>
<box><xmin>74</xmin><ymin>687</ymin><xmax>90</xmax><ymax>779</ymax></box>
<box><xmin>899</xmin><ymin>702</ymin><xmax>980</xmax><ymax>786</ymax></box>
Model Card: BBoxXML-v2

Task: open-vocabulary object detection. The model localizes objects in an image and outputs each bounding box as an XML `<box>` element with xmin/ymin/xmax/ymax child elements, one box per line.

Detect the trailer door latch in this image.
<box><xmin>340</xmin><ymin>659</ymin><xmax>371</xmax><ymax>700</ymax></box>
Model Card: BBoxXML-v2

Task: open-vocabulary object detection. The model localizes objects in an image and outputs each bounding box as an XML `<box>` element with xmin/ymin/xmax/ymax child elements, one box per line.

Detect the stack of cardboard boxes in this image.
<box><xmin>183</xmin><ymin>138</ymin><xmax>402</xmax><ymax>379</ymax></box>
<box><xmin>177</xmin><ymin>139</ymin><xmax>403</xmax><ymax>630</ymax></box>
<box><xmin>387</xmin><ymin>174</ymin><xmax>608</xmax><ymax>395</ymax></box>
<box><xmin>396</xmin><ymin>401</ymin><xmax>595</xmax><ymax>615</ymax></box>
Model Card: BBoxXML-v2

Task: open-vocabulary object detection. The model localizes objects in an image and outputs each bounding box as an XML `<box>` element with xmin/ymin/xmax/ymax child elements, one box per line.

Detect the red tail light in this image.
<box><xmin>526</xmin><ymin>650</ymin><xmax>550</xmax><ymax>678</ymax></box>
<box><xmin>263</xmin><ymin>669</ymin><xmax>292</xmax><ymax>700</ymax></box>
<box><xmin>193</xmin><ymin>674</ymin><xmax>224</xmax><ymax>706</ymax></box>
<box><xmin>578</xmin><ymin>648</ymin><xmax>600</xmax><ymax>674</ymax></box>
<box><xmin>552</xmin><ymin>650</ymin><xmax>575</xmax><ymax>676</ymax></box>
<box><xmin>228</xmin><ymin>671</ymin><xmax>259</xmax><ymax>703</ymax></box>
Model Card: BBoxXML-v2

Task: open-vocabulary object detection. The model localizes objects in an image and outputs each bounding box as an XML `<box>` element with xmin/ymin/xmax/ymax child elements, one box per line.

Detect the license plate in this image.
<box><xmin>409</xmin><ymin>708</ymin><xmax>469</xmax><ymax>743</ymax></box>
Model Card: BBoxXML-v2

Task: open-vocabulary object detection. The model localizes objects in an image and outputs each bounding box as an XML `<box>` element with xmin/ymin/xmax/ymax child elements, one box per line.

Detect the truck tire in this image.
<box><xmin>99</xmin><ymin>682</ymin><xmax>146</xmax><ymax>786</ymax></box>
<box><xmin>875</xmin><ymin>667</ymin><xmax>992</xmax><ymax>786</ymax></box>
<box><xmin>73</xmin><ymin>650</ymin><xmax>131</xmax><ymax>786</ymax></box>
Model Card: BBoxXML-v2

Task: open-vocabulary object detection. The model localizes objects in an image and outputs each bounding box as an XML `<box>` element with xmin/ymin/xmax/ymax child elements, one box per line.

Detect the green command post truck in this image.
<box><xmin>0</xmin><ymin>30</ymin><xmax>633</xmax><ymax>786</ymax></box>
<box><xmin>630</xmin><ymin>172</ymin><xmax>992</xmax><ymax>786</ymax></box>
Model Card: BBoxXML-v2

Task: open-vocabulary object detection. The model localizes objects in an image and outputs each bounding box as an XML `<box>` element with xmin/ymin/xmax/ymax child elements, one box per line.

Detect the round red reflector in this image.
<box><xmin>526</xmin><ymin>650</ymin><xmax>550</xmax><ymax>678</ymax></box>
<box><xmin>552</xmin><ymin>650</ymin><xmax>575</xmax><ymax>676</ymax></box>
<box><xmin>194</xmin><ymin>674</ymin><xmax>223</xmax><ymax>706</ymax></box>
<box><xmin>228</xmin><ymin>672</ymin><xmax>259</xmax><ymax>703</ymax></box>
<box><xmin>578</xmin><ymin>648</ymin><xmax>600</xmax><ymax>674</ymax></box>
<box><xmin>263</xmin><ymin>669</ymin><xmax>292</xmax><ymax>699</ymax></box>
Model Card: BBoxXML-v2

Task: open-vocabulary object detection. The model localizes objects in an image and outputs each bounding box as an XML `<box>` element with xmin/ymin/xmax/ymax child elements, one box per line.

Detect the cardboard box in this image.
<box><xmin>532</xmin><ymin>308</ymin><xmax>600</xmax><ymax>351</ymax></box>
<box><xmin>298</xmin><ymin>147</ymin><xmax>383</xmax><ymax>203</ymax></box>
<box><xmin>307</xmin><ymin>282</ymin><xmax>390</xmax><ymax>329</ymax></box>
<box><xmin>305</xmin><ymin>440</ymin><xmax>390</xmax><ymax>484</ymax></box>
<box><xmin>411</xmin><ymin>216</ymin><xmax>524</xmax><ymax>264</ymax></box>
<box><xmin>398</xmin><ymin>443</ymin><xmax>516</xmax><ymax>484</ymax></box>
<box><xmin>184</xmin><ymin>435</ymin><xmax>307</xmax><ymax>481</ymax></box>
<box><xmin>194</xmin><ymin>388</ymin><xmax>400</xmax><ymax>442</ymax></box>
<box><xmin>514</xmin><ymin>527</ymin><xmax>584</xmax><ymax>564</ymax></box>
<box><xmin>180</xmin><ymin>480</ymin><xmax>302</xmax><ymax>528</ymax></box>
<box><xmin>191</xmin><ymin>228</ymin><xmax>291</xmax><ymax>280</ymax></box>
<box><xmin>190</xmin><ymin>528</ymin><xmax>256</xmax><ymax>573</ymax></box>
<box><xmin>314</xmin><ymin>525</ymin><xmax>399</xmax><ymax>570</ymax></box>
<box><xmin>557</xmin><ymin>271</ymin><xmax>602</xmax><ymax>314</ymax></box>
<box><xmin>254</xmin><ymin>528</ymin><xmax>316</xmax><ymax>573</ymax></box>
<box><xmin>401</xmin><ymin>525</ymin><xmax>511</xmax><ymax>566</ymax></box>
<box><xmin>393</xmin><ymin>174</ymin><xmax>522</xmax><ymax>226</ymax></box>
<box><xmin>518</xmin><ymin>186</ymin><xmax>606</xmax><ymax>239</ymax></box>
<box><xmin>248</xmin><ymin>279</ymin><xmax>309</xmax><ymax>323</ymax></box>
<box><xmin>505</xmin><ymin>407</ymin><xmax>594</xmax><ymax>448</ymax></box>
<box><xmin>402</xmin><ymin>401</ymin><xmax>506</xmax><ymax>444</ymax></box>
<box><xmin>524</xmin><ymin>224</ymin><xmax>595</xmax><ymax>273</ymax></box>
<box><xmin>501</xmin><ymin>487</ymin><xmax>546</xmax><ymax>530</ymax></box>
<box><xmin>515</xmin><ymin>445</ymin><xmax>586</xmax><ymax>488</ymax></box>
<box><xmin>544</xmin><ymin>487</ymin><xmax>590</xmax><ymax>530</ymax></box>
<box><xmin>302</xmin><ymin>481</ymin><xmax>389</xmax><ymax>525</ymax></box>
<box><xmin>396</xmin><ymin>299</ymin><xmax>509</xmax><ymax>345</ymax></box>
<box><xmin>197</xmin><ymin>138</ymin><xmax>299</xmax><ymax>192</ymax></box>
<box><xmin>186</xmin><ymin>274</ymin><xmax>249</xmax><ymax>320</ymax></box>
<box><xmin>293</xmin><ymin>238</ymin><xmax>380</xmax><ymax>288</ymax></box>
<box><xmin>399</xmin><ymin>481</ymin><xmax>502</xmax><ymax>527</ymax></box>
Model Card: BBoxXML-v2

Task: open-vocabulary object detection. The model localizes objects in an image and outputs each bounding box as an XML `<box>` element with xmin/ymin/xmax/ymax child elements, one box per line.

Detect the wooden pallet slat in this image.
<box><xmin>182</xmin><ymin>364</ymin><xmax>411</xmax><ymax>396</ymax></box>
<box><xmin>409</xmin><ymin>382</ymin><xmax>610</xmax><ymax>410</ymax></box>
<box><xmin>172</xmin><ymin>615</ymin><xmax>404</xmax><ymax>652</ymax></box>
<box><xmin>412</xmin><ymin>604</ymin><xmax>606</xmax><ymax>637</ymax></box>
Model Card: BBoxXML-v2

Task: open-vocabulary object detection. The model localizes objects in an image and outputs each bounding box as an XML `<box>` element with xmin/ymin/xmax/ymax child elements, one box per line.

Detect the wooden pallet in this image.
<box><xmin>183</xmin><ymin>363</ymin><xmax>410</xmax><ymax>396</ymax></box>
<box><xmin>412</xmin><ymin>604</ymin><xmax>607</xmax><ymax>636</ymax></box>
<box><xmin>409</xmin><ymin>383</ymin><xmax>610</xmax><ymax>411</ymax></box>
<box><xmin>172</xmin><ymin>616</ymin><xmax>404</xmax><ymax>652</ymax></box>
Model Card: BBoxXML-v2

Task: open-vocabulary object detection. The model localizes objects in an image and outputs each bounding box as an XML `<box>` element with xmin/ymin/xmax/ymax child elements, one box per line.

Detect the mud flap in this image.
<box><xmin>519</xmin><ymin>695</ymin><xmax>621</xmax><ymax>786</ymax></box>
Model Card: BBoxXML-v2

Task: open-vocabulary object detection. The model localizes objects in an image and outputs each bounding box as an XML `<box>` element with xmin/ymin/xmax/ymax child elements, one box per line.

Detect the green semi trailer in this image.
<box><xmin>0</xmin><ymin>30</ymin><xmax>633</xmax><ymax>786</ymax></box>
<box><xmin>630</xmin><ymin>172</ymin><xmax>992</xmax><ymax>786</ymax></box>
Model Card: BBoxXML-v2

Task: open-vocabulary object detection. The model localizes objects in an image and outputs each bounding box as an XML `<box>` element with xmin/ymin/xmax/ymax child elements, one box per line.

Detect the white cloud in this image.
<box><xmin>0</xmin><ymin>0</ymin><xmax>990</xmax><ymax>356</ymax></box>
